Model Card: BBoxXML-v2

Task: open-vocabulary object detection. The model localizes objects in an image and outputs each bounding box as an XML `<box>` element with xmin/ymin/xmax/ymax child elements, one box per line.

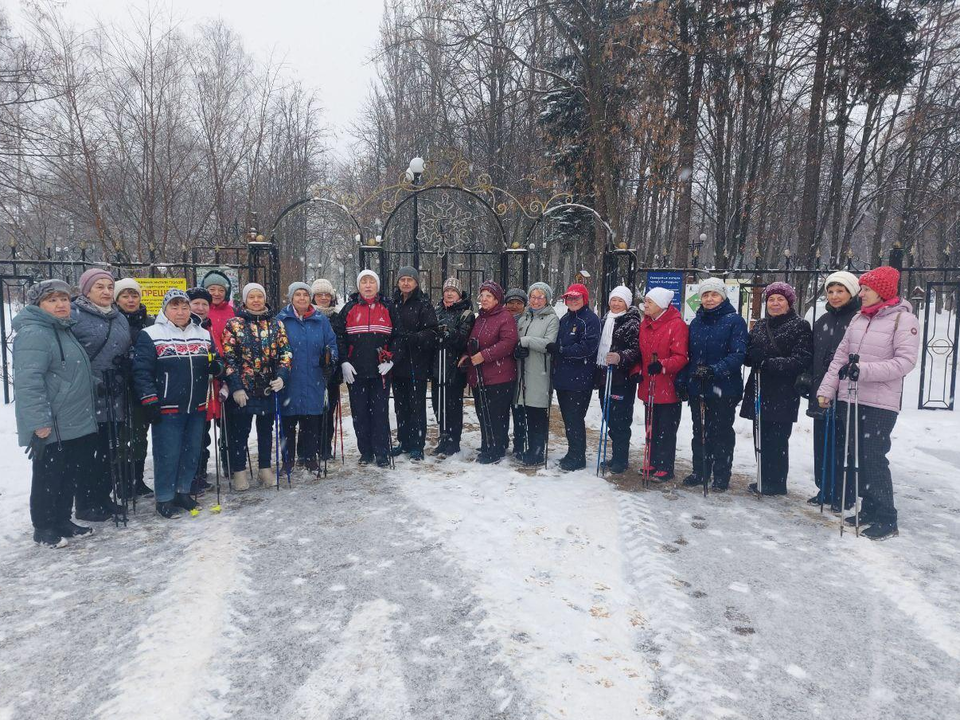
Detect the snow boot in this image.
<box><xmin>861</xmin><ymin>521</ymin><xmax>898</xmax><ymax>541</ymax></box>
<box><xmin>75</xmin><ymin>507</ymin><xmax>112</xmax><ymax>522</ymax></box>
<box><xmin>258</xmin><ymin>468</ymin><xmax>275</xmax><ymax>488</ymax></box>
<box><xmin>844</xmin><ymin>511</ymin><xmax>876</xmax><ymax>527</ymax></box>
<box><xmin>390</xmin><ymin>444</ymin><xmax>408</xmax><ymax>457</ymax></box>
<box><xmin>558</xmin><ymin>455</ymin><xmax>586</xmax><ymax>472</ymax></box>
<box><xmin>358</xmin><ymin>454</ymin><xmax>373</xmax><ymax>466</ymax></box>
<box><xmin>682</xmin><ymin>473</ymin><xmax>702</xmax><ymax>487</ymax></box>
<box><xmin>173</xmin><ymin>493</ymin><xmax>200</xmax><ymax>512</ymax></box>
<box><xmin>710</xmin><ymin>481</ymin><xmax>729</xmax><ymax>492</ymax></box>
<box><xmin>521</xmin><ymin>450</ymin><xmax>544</xmax><ymax>466</ymax></box>
<box><xmin>476</xmin><ymin>451</ymin><xmax>503</xmax><ymax>465</ymax></box>
<box><xmin>409</xmin><ymin>449</ymin><xmax>424</xmax><ymax>461</ymax></box>
<box><xmin>57</xmin><ymin>521</ymin><xmax>93</xmax><ymax>538</ymax></box>
<box><xmin>33</xmin><ymin>528</ymin><xmax>68</xmax><ymax>548</ymax></box>
<box><xmin>231</xmin><ymin>470</ymin><xmax>250</xmax><ymax>492</ymax></box>
<box><xmin>430</xmin><ymin>441</ymin><xmax>449</xmax><ymax>457</ymax></box>
<box><xmin>807</xmin><ymin>494</ymin><xmax>825</xmax><ymax>506</ymax></box>
<box><xmin>607</xmin><ymin>459</ymin><xmax>628</xmax><ymax>475</ymax></box>
<box><xmin>375</xmin><ymin>455</ymin><xmax>390</xmax><ymax>468</ymax></box>
<box><xmin>156</xmin><ymin>501</ymin><xmax>182</xmax><ymax>519</ymax></box>
<box><xmin>134</xmin><ymin>478</ymin><xmax>154</xmax><ymax>498</ymax></box>
<box><xmin>304</xmin><ymin>458</ymin><xmax>320</xmax><ymax>472</ymax></box>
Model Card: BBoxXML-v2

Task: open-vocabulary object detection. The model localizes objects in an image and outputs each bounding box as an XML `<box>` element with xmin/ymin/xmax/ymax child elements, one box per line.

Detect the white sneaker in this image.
<box><xmin>258</xmin><ymin>468</ymin><xmax>276</xmax><ymax>488</ymax></box>
<box><xmin>232</xmin><ymin>470</ymin><xmax>250</xmax><ymax>492</ymax></box>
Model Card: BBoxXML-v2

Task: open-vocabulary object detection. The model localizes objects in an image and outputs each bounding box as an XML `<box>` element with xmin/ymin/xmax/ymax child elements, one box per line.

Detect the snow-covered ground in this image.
<box><xmin>1</xmin><ymin>367</ymin><xmax>958</xmax><ymax>719</ymax></box>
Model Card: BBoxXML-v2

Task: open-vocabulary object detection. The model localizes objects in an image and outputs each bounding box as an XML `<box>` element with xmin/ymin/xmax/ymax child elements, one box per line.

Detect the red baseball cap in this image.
<box><xmin>561</xmin><ymin>283</ymin><xmax>589</xmax><ymax>303</ymax></box>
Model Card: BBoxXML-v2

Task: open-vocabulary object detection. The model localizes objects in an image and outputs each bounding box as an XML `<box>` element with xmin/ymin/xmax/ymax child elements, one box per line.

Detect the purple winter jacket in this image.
<box><xmin>462</xmin><ymin>303</ymin><xmax>518</xmax><ymax>388</ymax></box>
<box><xmin>817</xmin><ymin>299</ymin><xmax>920</xmax><ymax>413</ymax></box>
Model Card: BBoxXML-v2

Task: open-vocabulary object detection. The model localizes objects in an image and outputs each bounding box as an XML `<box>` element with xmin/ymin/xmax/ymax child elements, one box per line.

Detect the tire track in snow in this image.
<box><xmin>95</xmin><ymin>519</ymin><xmax>241</xmax><ymax>720</ymax></box>
<box><xmin>618</xmin><ymin>491</ymin><xmax>739</xmax><ymax>720</ymax></box>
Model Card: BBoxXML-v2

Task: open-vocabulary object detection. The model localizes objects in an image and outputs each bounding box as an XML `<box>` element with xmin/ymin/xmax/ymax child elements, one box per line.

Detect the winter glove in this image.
<box><xmin>378</xmin><ymin>361</ymin><xmax>394</xmax><ymax>376</ymax></box>
<box><xmin>112</xmin><ymin>353</ymin><xmax>132</xmax><ymax>373</ymax></box>
<box><xmin>25</xmin><ymin>433</ymin><xmax>47</xmax><ymax>463</ymax></box>
<box><xmin>647</xmin><ymin>360</ymin><xmax>663</xmax><ymax>376</ymax></box>
<box><xmin>143</xmin><ymin>402</ymin><xmax>162</xmax><ymax>424</ymax></box>
<box><xmin>794</xmin><ymin>372</ymin><xmax>812</xmax><ymax>398</ymax></box>
<box><xmin>514</xmin><ymin>345</ymin><xmax>530</xmax><ymax>359</ymax></box>
<box><xmin>269</xmin><ymin>377</ymin><xmax>284</xmax><ymax>393</ymax></box>
<box><xmin>676</xmin><ymin>386</ymin><xmax>689</xmax><ymax>403</ymax></box>
<box><xmin>746</xmin><ymin>346</ymin><xmax>764</xmax><ymax>366</ymax></box>
<box><xmin>218</xmin><ymin>384</ymin><xmax>229</xmax><ymax>401</ymax></box>
<box><xmin>545</xmin><ymin>342</ymin><xmax>558</xmax><ymax>354</ymax></box>
<box><xmin>692</xmin><ymin>365</ymin><xmax>714</xmax><ymax>382</ymax></box>
<box><xmin>839</xmin><ymin>355</ymin><xmax>860</xmax><ymax>382</ymax></box>
<box><xmin>233</xmin><ymin>389</ymin><xmax>249</xmax><ymax>408</ymax></box>
<box><xmin>208</xmin><ymin>359</ymin><xmax>225</xmax><ymax>377</ymax></box>
<box><xmin>341</xmin><ymin>362</ymin><xmax>357</xmax><ymax>385</ymax></box>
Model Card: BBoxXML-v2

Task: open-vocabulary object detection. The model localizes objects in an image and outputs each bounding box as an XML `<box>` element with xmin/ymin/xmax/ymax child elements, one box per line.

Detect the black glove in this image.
<box><xmin>746</xmin><ymin>347</ymin><xmax>763</xmax><ymax>365</ymax></box>
<box><xmin>839</xmin><ymin>359</ymin><xmax>860</xmax><ymax>382</ymax></box>
<box><xmin>112</xmin><ymin>354</ymin><xmax>132</xmax><ymax>373</ymax></box>
<box><xmin>208</xmin><ymin>358</ymin><xmax>224</xmax><ymax>377</ymax></box>
<box><xmin>692</xmin><ymin>365</ymin><xmax>714</xmax><ymax>382</ymax></box>
<box><xmin>25</xmin><ymin>435</ymin><xmax>46</xmax><ymax>463</ymax></box>
<box><xmin>514</xmin><ymin>345</ymin><xmax>530</xmax><ymax>359</ymax></box>
<box><xmin>794</xmin><ymin>372</ymin><xmax>812</xmax><ymax>398</ymax></box>
<box><xmin>676</xmin><ymin>386</ymin><xmax>689</xmax><ymax>403</ymax></box>
<box><xmin>647</xmin><ymin>360</ymin><xmax>663</xmax><ymax>376</ymax></box>
<box><xmin>144</xmin><ymin>403</ymin><xmax>162</xmax><ymax>424</ymax></box>
<box><xmin>545</xmin><ymin>342</ymin><xmax>558</xmax><ymax>354</ymax></box>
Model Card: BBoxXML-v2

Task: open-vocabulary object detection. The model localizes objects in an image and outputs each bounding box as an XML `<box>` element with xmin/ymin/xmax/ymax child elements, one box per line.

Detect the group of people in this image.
<box><xmin>15</xmin><ymin>261</ymin><xmax>918</xmax><ymax>549</ymax></box>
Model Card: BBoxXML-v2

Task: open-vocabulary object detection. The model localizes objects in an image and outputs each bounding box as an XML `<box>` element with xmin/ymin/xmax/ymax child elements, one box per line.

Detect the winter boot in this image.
<box><xmin>558</xmin><ymin>455</ymin><xmax>586</xmax><ymax>472</ymax></box>
<box><xmin>258</xmin><ymin>467</ymin><xmax>276</xmax><ymax>488</ymax></box>
<box><xmin>682</xmin><ymin>473</ymin><xmax>702</xmax><ymax>487</ymax></box>
<box><xmin>358</xmin><ymin>455</ymin><xmax>373</xmax><ymax>466</ymax></box>
<box><xmin>232</xmin><ymin>469</ymin><xmax>250</xmax><ymax>492</ymax></box>
<box><xmin>304</xmin><ymin>458</ymin><xmax>319</xmax><ymax>473</ymax></box>
<box><xmin>521</xmin><ymin>450</ymin><xmax>544</xmax><ymax>466</ymax></box>
<box><xmin>430</xmin><ymin>441</ymin><xmax>449</xmax><ymax>457</ymax></box>
<box><xmin>607</xmin><ymin>459</ymin><xmax>628</xmax><ymax>475</ymax></box>
<box><xmin>75</xmin><ymin>507</ymin><xmax>112</xmax><ymax>522</ymax></box>
<box><xmin>375</xmin><ymin>455</ymin><xmax>390</xmax><ymax>468</ymax></box>
<box><xmin>57</xmin><ymin>521</ymin><xmax>93</xmax><ymax>538</ymax></box>
<box><xmin>390</xmin><ymin>444</ymin><xmax>408</xmax><ymax>457</ymax></box>
<box><xmin>33</xmin><ymin>528</ymin><xmax>68</xmax><ymax>548</ymax></box>
<box><xmin>710</xmin><ymin>481</ymin><xmax>729</xmax><ymax>492</ymax></box>
<box><xmin>156</xmin><ymin>501</ymin><xmax>182</xmax><ymax>519</ymax></box>
<box><xmin>134</xmin><ymin>478</ymin><xmax>154</xmax><ymax>497</ymax></box>
<box><xmin>409</xmin><ymin>449</ymin><xmax>424</xmax><ymax>461</ymax></box>
<box><xmin>844</xmin><ymin>511</ymin><xmax>877</xmax><ymax>527</ymax></box>
<box><xmin>476</xmin><ymin>451</ymin><xmax>503</xmax><ymax>465</ymax></box>
<box><xmin>807</xmin><ymin>493</ymin><xmax>825</xmax><ymax>506</ymax></box>
<box><xmin>861</xmin><ymin>521</ymin><xmax>898</xmax><ymax>541</ymax></box>
<box><xmin>174</xmin><ymin>493</ymin><xmax>200</xmax><ymax>512</ymax></box>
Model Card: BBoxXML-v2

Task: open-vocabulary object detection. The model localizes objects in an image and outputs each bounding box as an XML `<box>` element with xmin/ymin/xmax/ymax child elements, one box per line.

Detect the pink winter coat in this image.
<box><xmin>817</xmin><ymin>299</ymin><xmax>920</xmax><ymax>413</ymax></box>
<box><xmin>462</xmin><ymin>303</ymin><xmax>518</xmax><ymax>387</ymax></box>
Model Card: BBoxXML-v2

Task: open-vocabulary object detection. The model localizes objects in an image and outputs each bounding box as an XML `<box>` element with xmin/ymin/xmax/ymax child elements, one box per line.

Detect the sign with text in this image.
<box><xmin>644</xmin><ymin>272</ymin><xmax>684</xmax><ymax>313</ymax></box>
<box><xmin>137</xmin><ymin>278</ymin><xmax>187</xmax><ymax>315</ymax></box>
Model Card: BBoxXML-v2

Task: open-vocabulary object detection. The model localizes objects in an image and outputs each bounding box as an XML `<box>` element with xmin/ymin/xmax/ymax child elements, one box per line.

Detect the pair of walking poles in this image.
<box><xmin>103</xmin><ymin>366</ymin><xmax>135</xmax><ymax>527</ymax></box>
<box><xmin>469</xmin><ymin>338</ymin><xmax>497</xmax><ymax>453</ymax></box>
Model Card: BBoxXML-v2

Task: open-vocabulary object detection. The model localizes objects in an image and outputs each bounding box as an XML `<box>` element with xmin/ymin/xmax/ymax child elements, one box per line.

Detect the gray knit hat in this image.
<box><xmin>698</xmin><ymin>277</ymin><xmax>727</xmax><ymax>299</ymax></box>
<box><xmin>202</xmin><ymin>271</ymin><xmax>231</xmax><ymax>292</ymax></box>
<box><xmin>162</xmin><ymin>288</ymin><xmax>190</xmax><ymax>310</ymax></box>
<box><xmin>397</xmin><ymin>266</ymin><xmax>419</xmax><ymax>284</ymax></box>
<box><xmin>527</xmin><ymin>281</ymin><xmax>553</xmax><ymax>304</ymax></box>
<box><xmin>311</xmin><ymin>278</ymin><xmax>335</xmax><ymax>297</ymax></box>
<box><xmin>504</xmin><ymin>288</ymin><xmax>528</xmax><ymax>304</ymax></box>
<box><xmin>27</xmin><ymin>279</ymin><xmax>71</xmax><ymax>306</ymax></box>
<box><xmin>442</xmin><ymin>277</ymin><xmax>463</xmax><ymax>298</ymax></box>
<box><xmin>287</xmin><ymin>281</ymin><xmax>312</xmax><ymax>299</ymax></box>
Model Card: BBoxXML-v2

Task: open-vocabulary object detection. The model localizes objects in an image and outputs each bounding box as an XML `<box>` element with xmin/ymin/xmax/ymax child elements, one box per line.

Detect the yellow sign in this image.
<box><xmin>137</xmin><ymin>278</ymin><xmax>187</xmax><ymax>315</ymax></box>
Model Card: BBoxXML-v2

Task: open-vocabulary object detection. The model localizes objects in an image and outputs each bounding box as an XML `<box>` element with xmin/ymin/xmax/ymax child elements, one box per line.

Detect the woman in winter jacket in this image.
<box><xmin>431</xmin><ymin>277</ymin><xmax>475</xmax><ymax>457</ymax></box>
<box><xmin>312</xmin><ymin>278</ymin><xmax>342</xmax><ymax>460</ymax></box>
<box><xmin>277</xmin><ymin>282</ymin><xmax>338</xmax><ymax>472</ymax></box>
<box><xmin>677</xmin><ymin>278</ymin><xmax>748</xmax><ymax>491</ymax></box>
<box><xmin>549</xmin><ymin>283</ymin><xmax>601</xmax><ymax>472</ymax></box>
<box><xmin>515</xmin><ymin>282</ymin><xmax>560</xmax><ymax>466</ymax></box>
<box><xmin>114</xmin><ymin>278</ymin><xmax>156</xmax><ymax>499</ymax></box>
<box><xmin>817</xmin><ymin>266</ymin><xmax>919</xmax><ymax>541</ymax></box>
<box><xmin>133</xmin><ymin>289</ymin><xmax>224</xmax><ymax>518</ymax></box>
<box><xmin>635</xmin><ymin>287</ymin><xmax>689</xmax><ymax>480</ymax></box>
<box><xmin>740</xmin><ymin>282</ymin><xmax>813</xmax><ymax>496</ymax></box>
<box><xmin>70</xmin><ymin>268</ymin><xmax>132</xmax><ymax>521</ymax></box>
<box><xmin>221</xmin><ymin>283</ymin><xmax>293</xmax><ymax>491</ymax></box>
<box><xmin>337</xmin><ymin>270</ymin><xmax>397</xmax><ymax>467</ymax></box>
<box><xmin>459</xmin><ymin>280</ymin><xmax>518</xmax><ymax>464</ymax></box>
<box><xmin>798</xmin><ymin>271</ymin><xmax>861</xmax><ymax>509</ymax></box>
<box><xmin>14</xmin><ymin>280</ymin><xmax>98</xmax><ymax>547</ymax></box>
<box><xmin>389</xmin><ymin>266</ymin><xmax>438</xmax><ymax>460</ymax></box>
<box><xmin>595</xmin><ymin>286</ymin><xmax>641</xmax><ymax>475</ymax></box>
<box><xmin>201</xmin><ymin>269</ymin><xmax>236</xmax><ymax>353</ymax></box>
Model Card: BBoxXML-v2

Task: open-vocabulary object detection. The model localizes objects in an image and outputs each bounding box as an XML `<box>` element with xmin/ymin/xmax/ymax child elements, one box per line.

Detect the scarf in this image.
<box><xmin>861</xmin><ymin>296</ymin><xmax>900</xmax><ymax>318</ymax></box>
<box><xmin>597</xmin><ymin>311</ymin><xmax>625</xmax><ymax>366</ymax></box>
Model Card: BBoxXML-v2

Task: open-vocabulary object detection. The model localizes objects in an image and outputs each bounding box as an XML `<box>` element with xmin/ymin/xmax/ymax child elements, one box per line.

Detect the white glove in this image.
<box><xmin>233</xmin><ymin>389</ymin><xmax>249</xmax><ymax>408</ymax></box>
<box><xmin>269</xmin><ymin>377</ymin><xmax>284</xmax><ymax>393</ymax></box>
<box><xmin>218</xmin><ymin>384</ymin><xmax>229</xmax><ymax>401</ymax></box>
<box><xmin>378</xmin><ymin>360</ymin><xmax>394</xmax><ymax>376</ymax></box>
<box><xmin>341</xmin><ymin>362</ymin><xmax>357</xmax><ymax>385</ymax></box>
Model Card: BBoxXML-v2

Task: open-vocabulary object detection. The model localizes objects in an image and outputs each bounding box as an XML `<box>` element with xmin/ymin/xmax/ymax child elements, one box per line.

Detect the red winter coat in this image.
<box><xmin>208</xmin><ymin>300</ymin><xmax>236</xmax><ymax>354</ymax></box>
<box><xmin>634</xmin><ymin>305</ymin><xmax>689</xmax><ymax>404</ymax></box>
<box><xmin>462</xmin><ymin>303</ymin><xmax>518</xmax><ymax>388</ymax></box>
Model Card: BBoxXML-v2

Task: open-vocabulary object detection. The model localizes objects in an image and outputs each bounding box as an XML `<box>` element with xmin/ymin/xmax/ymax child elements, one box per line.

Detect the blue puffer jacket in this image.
<box><xmin>678</xmin><ymin>299</ymin><xmax>749</xmax><ymax>401</ymax></box>
<box><xmin>551</xmin><ymin>305</ymin><xmax>601</xmax><ymax>392</ymax></box>
<box><xmin>276</xmin><ymin>304</ymin><xmax>338</xmax><ymax>416</ymax></box>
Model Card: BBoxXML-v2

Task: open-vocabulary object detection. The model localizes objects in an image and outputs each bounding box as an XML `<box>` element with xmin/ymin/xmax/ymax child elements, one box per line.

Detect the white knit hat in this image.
<box><xmin>608</xmin><ymin>285</ymin><xmax>633</xmax><ymax>307</ymax></box>
<box><xmin>356</xmin><ymin>269</ymin><xmax>380</xmax><ymax>289</ymax></box>
<box><xmin>824</xmin><ymin>271</ymin><xmax>860</xmax><ymax>298</ymax></box>
<box><xmin>311</xmin><ymin>278</ymin><xmax>335</xmax><ymax>296</ymax></box>
<box><xmin>114</xmin><ymin>277</ymin><xmax>142</xmax><ymax>301</ymax></box>
<box><xmin>645</xmin><ymin>287</ymin><xmax>674</xmax><ymax>311</ymax></box>
<box><xmin>242</xmin><ymin>282</ymin><xmax>266</xmax><ymax>304</ymax></box>
<box><xmin>698</xmin><ymin>277</ymin><xmax>727</xmax><ymax>299</ymax></box>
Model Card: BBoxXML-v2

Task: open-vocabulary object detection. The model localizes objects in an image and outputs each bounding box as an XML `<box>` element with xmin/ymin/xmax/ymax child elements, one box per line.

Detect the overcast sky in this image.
<box><xmin>15</xmin><ymin>0</ymin><xmax>385</xmax><ymax>156</ymax></box>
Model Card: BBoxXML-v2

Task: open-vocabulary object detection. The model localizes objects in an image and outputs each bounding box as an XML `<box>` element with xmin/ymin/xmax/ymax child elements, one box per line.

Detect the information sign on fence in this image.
<box><xmin>137</xmin><ymin>278</ymin><xmax>187</xmax><ymax>315</ymax></box>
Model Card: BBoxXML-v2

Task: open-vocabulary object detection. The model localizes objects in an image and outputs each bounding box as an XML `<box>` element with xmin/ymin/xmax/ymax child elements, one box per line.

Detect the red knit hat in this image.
<box><xmin>561</xmin><ymin>283</ymin><xmax>590</xmax><ymax>304</ymax></box>
<box><xmin>859</xmin><ymin>266</ymin><xmax>900</xmax><ymax>301</ymax></box>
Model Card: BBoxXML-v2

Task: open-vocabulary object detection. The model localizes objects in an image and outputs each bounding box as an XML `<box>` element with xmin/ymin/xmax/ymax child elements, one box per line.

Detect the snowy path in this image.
<box><xmin>1</xmin><ymin>374</ymin><xmax>959</xmax><ymax>719</ymax></box>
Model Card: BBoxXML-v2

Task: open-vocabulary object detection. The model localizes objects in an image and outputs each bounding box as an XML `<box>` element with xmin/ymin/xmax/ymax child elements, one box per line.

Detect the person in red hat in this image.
<box><xmin>547</xmin><ymin>282</ymin><xmax>601</xmax><ymax>471</ymax></box>
<box><xmin>817</xmin><ymin>265</ymin><xmax>920</xmax><ymax>541</ymax></box>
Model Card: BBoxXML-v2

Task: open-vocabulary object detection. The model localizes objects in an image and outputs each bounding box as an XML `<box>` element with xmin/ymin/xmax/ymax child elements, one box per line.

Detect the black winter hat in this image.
<box><xmin>187</xmin><ymin>286</ymin><xmax>213</xmax><ymax>304</ymax></box>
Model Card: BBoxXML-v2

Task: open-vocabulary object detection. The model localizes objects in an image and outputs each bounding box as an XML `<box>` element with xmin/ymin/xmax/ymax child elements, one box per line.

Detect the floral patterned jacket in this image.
<box><xmin>222</xmin><ymin>305</ymin><xmax>292</xmax><ymax>397</ymax></box>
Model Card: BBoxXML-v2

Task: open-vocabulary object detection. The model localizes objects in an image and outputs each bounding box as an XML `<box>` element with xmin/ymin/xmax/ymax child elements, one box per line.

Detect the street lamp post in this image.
<box><xmin>406</xmin><ymin>157</ymin><xmax>425</xmax><ymax>269</ymax></box>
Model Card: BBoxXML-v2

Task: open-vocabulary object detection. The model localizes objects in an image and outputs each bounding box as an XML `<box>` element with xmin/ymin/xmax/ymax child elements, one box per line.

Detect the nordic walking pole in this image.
<box><xmin>338</xmin><ymin>398</ymin><xmax>345</xmax><ymax>465</ymax></box>
<box><xmin>642</xmin><ymin>353</ymin><xmax>658</xmax><ymax>489</ymax></box>
<box><xmin>597</xmin><ymin>365</ymin><xmax>612</xmax><ymax>477</ymax></box>
<box><xmin>320</xmin><ymin>392</ymin><xmax>329</xmax><ymax>480</ymax></box>
<box><xmin>819</xmin><ymin>404</ymin><xmax>833</xmax><ymax>513</ymax></box>
<box><xmin>544</xmin><ymin>370</ymin><xmax>554</xmax><ymax>468</ymax></box>
<box><xmin>700</xmin><ymin>395</ymin><xmax>708</xmax><ymax>497</ymax></box>
<box><xmin>852</xmin><ymin>359</ymin><xmax>861</xmax><ymax>537</ymax></box>
<box><xmin>210</xmin><ymin>389</ymin><xmax>223</xmax><ymax>513</ymax></box>
<box><xmin>754</xmin><ymin>370</ymin><xmax>763</xmax><ymax>498</ymax></box>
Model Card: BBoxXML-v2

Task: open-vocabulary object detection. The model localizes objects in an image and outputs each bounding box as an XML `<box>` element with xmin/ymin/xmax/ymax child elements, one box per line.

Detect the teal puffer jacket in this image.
<box><xmin>13</xmin><ymin>304</ymin><xmax>98</xmax><ymax>447</ymax></box>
